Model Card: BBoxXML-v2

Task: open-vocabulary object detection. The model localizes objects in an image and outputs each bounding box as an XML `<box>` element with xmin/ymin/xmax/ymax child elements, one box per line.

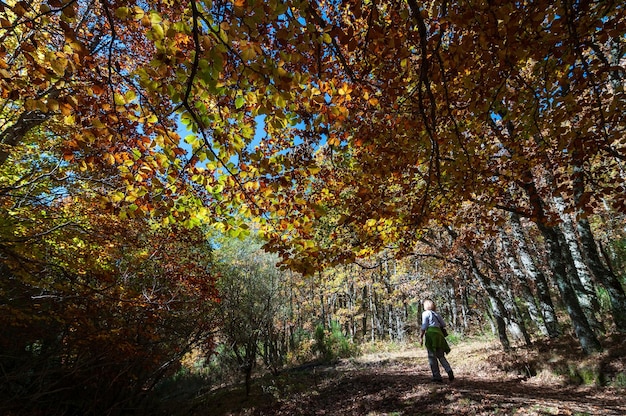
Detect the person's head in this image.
<box><xmin>423</xmin><ymin>299</ymin><xmax>436</xmax><ymax>311</ymax></box>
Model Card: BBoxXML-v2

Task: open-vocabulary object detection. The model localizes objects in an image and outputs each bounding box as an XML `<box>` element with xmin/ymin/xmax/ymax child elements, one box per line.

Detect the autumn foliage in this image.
<box><xmin>0</xmin><ymin>192</ymin><xmax>217</xmax><ymax>413</ymax></box>
<box><xmin>1</xmin><ymin>0</ymin><xmax>625</xmax><ymax>414</ymax></box>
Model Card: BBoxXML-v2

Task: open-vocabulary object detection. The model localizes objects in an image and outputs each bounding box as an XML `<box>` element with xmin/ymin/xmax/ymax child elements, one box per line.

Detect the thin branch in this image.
<box><xmin>2</xmin><ymin>222</ymin><xmax>82</xmax><ymax>243</ymax></box>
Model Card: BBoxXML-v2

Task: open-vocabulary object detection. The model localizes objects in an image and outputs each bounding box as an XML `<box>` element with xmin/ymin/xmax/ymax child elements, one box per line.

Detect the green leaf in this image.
<box><xmin>114</xmin><ymin>93</ymin><xmax>126</xmax><ymax>106</ymax></box>
<box><xmin>115</xmin><ymin>7</ymin><xmax>130</xmax><ymax>19</ymax></box>
<box><xmin>151</xmin><ymin>24</ymin><xmax>164</xmax><ymax>40</ymax></box>
<box><xmin>235</xmin><ymin>96</ymin><xmax>245</xmax><ymax>109</ymax></box>
<box><xmin>124</xmin><ymin>90</ymin><xmax>137</xmax><ymax>103</ymax></box>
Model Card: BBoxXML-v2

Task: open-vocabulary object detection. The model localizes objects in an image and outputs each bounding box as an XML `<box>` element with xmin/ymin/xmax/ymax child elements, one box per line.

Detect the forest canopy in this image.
<box><xmin>1</xmin><ymin>0</ymin><xmax>625</xmax><ymax>414</ymax></box>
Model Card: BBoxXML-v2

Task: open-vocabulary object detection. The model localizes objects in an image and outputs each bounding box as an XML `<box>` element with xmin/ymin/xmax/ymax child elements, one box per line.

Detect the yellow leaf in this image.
<box><xmin>124</xmin><ymin>90</ymin><xmax>136</xmax><ymax>102</ymax></box>
<box><xmin>151</xmin><ymin>23</ymin><xmax>164</xmax><ymax>40</ymax></box>
<box><xmin>328</xmin><ymin>134</ymin><xmax>340</xmax><ymax>146</ymax></box>
<box><xmin>150</xmin><ymin>12</ymin><xmax>163</xmax><ymax>24</ymax></box>
<box><xmin>115</xmin><ymin>7</ymin><xmax>130</xmax><ymax>19</ymax></box>
<box><xmin>111</xmin><ymin>191</ymin><xmax>125</xmax><ymax>203</ymax></box>
<box><xmin>47</xmin><ymin>99</ymin><xmax>59</xmax><ymax>112</ymax></box>
<box><xmin>114</xmin><ymin>93</ymin><xmax>126</xmax><ymax>106</ymax></box>
<box><xmin>51</xmin><ymin>58</ymin><xmax>68</xmax><ymax>76</ymax></box>
<box><xmin>240</xmin><ymin>44</ymin><xmax>257</xmax><ymax>61</ymax></box>
<box><xmin>133</xmin><ymin>6</ymin><xmax>145</xmax><ymax>20</ymax></box>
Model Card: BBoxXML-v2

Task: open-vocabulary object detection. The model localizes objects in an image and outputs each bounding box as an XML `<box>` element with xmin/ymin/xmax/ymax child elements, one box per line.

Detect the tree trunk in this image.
<box><xmin>538</xmin><ymin>223</ymin><xmax>602</xmax><ymax>354</ymax></box>
<box><xmin>571</xmin><ymin>142</ymin><xmax>626</xmax><ymax>332</ymax></box>
<box><xmin>485</xmin><ymin>250</ymin><xmax>533</xmax><ymax>346</ymax></box>
<box><xmin>320</xmin><ymin>290</ymin><xmax>326</xmax><ymax>329</ymax></box>
<box><xmin>517</xmin><ymin>167</ymin><xmax>600</xmax><ymax>352</ymax></box>
<box><xmin>461</xmin><ymin>276</ymin><xmax>472</xmax><ymax>333</ymax></box>
<box><xmin>578</xmin><ymin>218</ymin><xmax>626</xmax><ymax>333</ymax></box>
<box><xmin>554</xmin><ymin>197</ymin><xmax>604</xmax><ymax>334</ymax></box>
<box><xmin>500</xmin><ymin>228</ymin><xmax>549</xmax><ymax>337</ymax></box>
<box><xmin>510</xmin><ymin>213</ymin><xmax>561</xmax><ymax>337</ymax></box>
<box><xmin>445</xmin><ymin>277</ymin><xmax>459</xmax><ymax>331</ymax></box>
<box><xmin>0</xmin><ymin>109</ymin><xmax>52</xmax><ymax>167</ymax></box>
<box><xmin>503</xmin><ymin>284</ymin><xmax>532</xmax><ymax>345</ymax></box>
<box><xmin>467</xmin><ymin>251</ymin><xmax>511</xmax><ymax>351</ymax></box>
<box><xmin>362</xmin><ymin>286</ymin><xmax>368</xmax><ymax>339</ymax></box>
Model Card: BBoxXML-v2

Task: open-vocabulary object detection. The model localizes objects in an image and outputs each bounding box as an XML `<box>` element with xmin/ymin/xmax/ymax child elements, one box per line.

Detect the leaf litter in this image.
<box><xmin>192</xmin><ymin>336</ymin><xmax>626</xmax><ymax>416</ymax></box>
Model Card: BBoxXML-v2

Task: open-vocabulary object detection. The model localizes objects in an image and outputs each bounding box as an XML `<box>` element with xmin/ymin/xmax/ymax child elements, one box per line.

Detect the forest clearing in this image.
<box><xmin>172</xmin><ymin>336</ymin><xmax>626</xmax><ymax>416</ymax></box>
<box><xmin>2</xmin><ymin>1</ymin><xmax>626</xmax><ymax>415</ymax></box>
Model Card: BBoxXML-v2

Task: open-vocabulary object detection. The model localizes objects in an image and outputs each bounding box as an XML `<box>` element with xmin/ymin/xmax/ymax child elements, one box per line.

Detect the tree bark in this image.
<box><xmin>504</xmin><ymin>283</ymin><xmax>532</xmax><ymax>345</ymax></box>
<box><xmin>570</xmin><ymin>141</ymin><xmax>626</xmax><ymax>332</ymax></box>
<box><xmin>445</xmin><ymin>277</ymin><xmax>459</xmax><ymax>331</ymax></box>
<box><xmin>459</xmin><ymin>269</ymin><xmax>472</xmax><ymax>333</ymax></box>
<box><xmin>467</xmin><ymin>251</ymin><xmax>511</xmax><ymax>351</ymax></box>
<box><xmin>537</xmin><ymin>223</ymin><xmax>602</xmax><ymax>354</ymax></box>
<box><xmin>0</xmin><ymin>110</ymin><xmax>50</xmax><ymax>166</ymax></box>
<box><xmin>500</xmin><ymin>227</ymin><xmax>549</xmax><ymax>337</ymax></box>
<box><xmin>518</xmin><ymin>169</ymin><xmax>601</xmax><ymax>353</ymax></box>
<box><xmin>553</xmin><ymin>197</ymin><xmax>604</xmax><ymax>334</ymax></box>
<box><xmin>509</xmin><ymin>213</ymin><xmax>561</xmax><ymax>337</ymax></box>
<box><xmin>577</xmin><ymin>217</ymin><xmax>626</xmax><ymax>333</ymax></box>
<box><xmin>485</xmin><ymin>249</ymin><xmax>533</xmax><ymax>346</ymax></box>
<box><xmin>362</xmin><ymin>286</ymin><xmax>368</xmax><ymax>339</ymax></box>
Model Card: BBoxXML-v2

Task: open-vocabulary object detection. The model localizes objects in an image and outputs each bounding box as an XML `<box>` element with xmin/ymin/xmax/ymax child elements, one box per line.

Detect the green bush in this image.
<box><xmin>314</xmin><ymin>321</ymin><xmax>357</xmax><ymax>362</ymax></box>
<box><xmin>446</xmin><ymin>331</ymin><xmax>461</xmax><ymax>345</ymax></box>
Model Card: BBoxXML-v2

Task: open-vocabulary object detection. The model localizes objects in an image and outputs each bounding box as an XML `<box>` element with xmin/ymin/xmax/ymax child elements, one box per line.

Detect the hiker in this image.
<box><xmin>419</xmin><ymin>299</ymin><xmax>454</xmax><ymax>383</ymax></box>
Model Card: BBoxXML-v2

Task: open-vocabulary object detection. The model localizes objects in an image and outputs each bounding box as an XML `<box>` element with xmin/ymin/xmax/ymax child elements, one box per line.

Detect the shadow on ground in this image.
<box><xmin>191</xmin><ymin>337</ymin><xmax>626</xmax><ymax>416</ymax></box>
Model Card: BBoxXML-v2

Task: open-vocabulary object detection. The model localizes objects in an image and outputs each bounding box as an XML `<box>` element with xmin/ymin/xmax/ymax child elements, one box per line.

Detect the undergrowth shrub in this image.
<box><xmin>445</xmin><ymin>331</ymin><xmax>462</xmax><ymax>345</ymax></box>
<box><xmin>314</xmin><ymin>321</ymin><xmax>357</xmax><ymax>362</ymax></box>
<box><xmin>287</xmin><ymin>328</ymin><xmax>316</xmax><ymax>364</ymax></box>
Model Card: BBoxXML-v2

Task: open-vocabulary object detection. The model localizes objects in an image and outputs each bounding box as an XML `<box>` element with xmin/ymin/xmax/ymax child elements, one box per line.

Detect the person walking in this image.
<box><xmin>419</xmin><ymin>299</ymin><xmax>454</xmax><ymax>383</ymax></box>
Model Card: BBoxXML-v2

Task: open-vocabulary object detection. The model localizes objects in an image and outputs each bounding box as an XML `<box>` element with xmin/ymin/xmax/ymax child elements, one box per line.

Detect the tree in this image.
<box><xmin>0</xmin><ymin>198</ymin><xmax>218</xmax><ymax>414</ymax></box>
<box><xmin>213</xmin><ymin>234</ymin><xmax>287</xmax><ymax>395</ymax></box>
<box><xmin>0</xmin><ymin>7</ymin><xmax>219</xmax><ymax>406</ymax></box>
<box><xmin>3</xmin><ymin>0</ymin><xmax>624</xmax><ymax>356</ymax></box>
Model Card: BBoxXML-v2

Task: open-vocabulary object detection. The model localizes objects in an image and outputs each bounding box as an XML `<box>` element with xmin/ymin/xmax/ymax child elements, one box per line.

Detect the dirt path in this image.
<box><xmin>197</xmin><ymin>340</ymin><xmax>626</xmax><ymax>416</ymax></box>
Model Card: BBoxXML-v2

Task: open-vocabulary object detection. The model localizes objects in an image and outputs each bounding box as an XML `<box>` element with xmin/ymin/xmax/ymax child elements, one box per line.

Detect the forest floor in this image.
<box><xmin>186</xmin><ymin>335</ymin><xmax>626</xmax><ymax>416</ymax></box>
